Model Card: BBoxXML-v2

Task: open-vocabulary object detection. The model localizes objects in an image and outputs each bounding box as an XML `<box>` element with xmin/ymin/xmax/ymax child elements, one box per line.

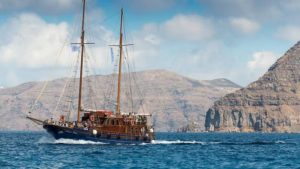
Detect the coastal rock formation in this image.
<box><xmin>205</xmin><ymin>42</ymin><xmax>300</xmax><ymax>132</ymax></box>
<box><xmin>0</xmin><ymin>70</ymin><xmax>240</xmax><ymax>131</ymax></box>
<box><xmin>177</xmin><ymin>122</ymin><xmax>203</xmax><ymax>132</ymax></box>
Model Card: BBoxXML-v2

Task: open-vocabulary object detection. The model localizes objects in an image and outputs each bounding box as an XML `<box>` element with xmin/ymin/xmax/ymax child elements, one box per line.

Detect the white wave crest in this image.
<box><xmin>54</xmin><ymin>139</ymin><xmax>107</xmax><ymax>145</ymax></box>
<box><xmin>37</xmin><ymin>137</ymin><xmax>107</xmax><ymax>145</ymax></box>
<box><xmin>149</xmin><ymin>140</ymin><xmax>213</xmax><ymax>145</ymax></box>
<box><xmin>275</xmin><ymin>140</ymin><xmax>286</xmax><ymax>144</ymax></box>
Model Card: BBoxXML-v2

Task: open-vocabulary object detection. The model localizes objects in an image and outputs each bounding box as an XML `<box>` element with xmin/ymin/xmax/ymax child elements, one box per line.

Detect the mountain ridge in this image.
<box><xmin>0</xmin><ymin>69</ymin><xmax>240</xmax><ymax>131</ymax></box>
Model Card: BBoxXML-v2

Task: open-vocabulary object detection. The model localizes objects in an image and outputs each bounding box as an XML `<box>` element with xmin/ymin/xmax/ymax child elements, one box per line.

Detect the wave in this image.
<box><xmin>37</xmin><ymin>137</ymin><xmax>290</xmax><ymax>146</ymax></box>
<box><xmin>218</xmin><ymin>140</ymin><xmax>288</xmax><ymax>145</ymax></box>
<box><xmin>37</xmin><ymin>137</ymin><xmax>107</xmax><ymax>145</ymax></box>
<box><xmin>53</xmin><ymin>139</ymin><xmax>108</xmax><ymax>145</ymax></box>
<box><xmin>144</xmin><ymin>140</ymin><xmax>290</xmax><ymax>145</ymax></box>
<box><xmin>275</xmin><ymin>140</ymin><xmax>286</xmax><ymax>144</ymax></box>
<box><xmin>148</xmin><ymin>140</ymin><xmax>219</xmax><ymax>145</ymax></box>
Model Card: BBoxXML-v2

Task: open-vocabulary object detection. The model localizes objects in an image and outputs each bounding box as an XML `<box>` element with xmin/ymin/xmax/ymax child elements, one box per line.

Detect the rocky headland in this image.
<box><xmin>205</xmin><ymin>42</ymin><xmax>300</xmax><ymax>133</ymax></box>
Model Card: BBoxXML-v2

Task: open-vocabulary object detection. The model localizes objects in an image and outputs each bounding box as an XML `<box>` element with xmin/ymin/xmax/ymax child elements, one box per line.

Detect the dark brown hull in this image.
<box><xmin>43</xmin><ymin>123</ymin><xmax>153</xmax><ymax>144</ymax></box>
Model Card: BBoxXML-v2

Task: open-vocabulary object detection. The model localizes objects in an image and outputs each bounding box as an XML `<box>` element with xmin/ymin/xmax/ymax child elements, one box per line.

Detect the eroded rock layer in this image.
<box><xmin>205</xmin><ymin>42</ymin><xmax>300</xmax><ymax>132</ymax></box>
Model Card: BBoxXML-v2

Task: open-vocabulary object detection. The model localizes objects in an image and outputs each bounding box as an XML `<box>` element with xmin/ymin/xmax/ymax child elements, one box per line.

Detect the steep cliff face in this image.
<box><xmin>205</xmin><ymin>42</ymin><xmax>300</xmax><ymax>132</ymax></box>
<box><xmin>0</xmin><ymin>70</ymin><xmax>239</xmax><ymax>131</ymax></box>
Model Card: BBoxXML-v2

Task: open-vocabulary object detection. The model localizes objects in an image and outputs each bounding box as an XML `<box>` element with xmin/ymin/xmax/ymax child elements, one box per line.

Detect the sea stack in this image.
<box><xmin>205</xmin><ymin>41</ymin><xmax>300</xmax><ymax>133</ymax></box>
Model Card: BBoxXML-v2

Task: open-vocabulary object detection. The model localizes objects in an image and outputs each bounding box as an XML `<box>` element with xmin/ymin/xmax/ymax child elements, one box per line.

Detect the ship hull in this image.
<box><xmin>43</xmin><ymin>124</ymin><xmax>152</xmax><ymax>144</ymax></box>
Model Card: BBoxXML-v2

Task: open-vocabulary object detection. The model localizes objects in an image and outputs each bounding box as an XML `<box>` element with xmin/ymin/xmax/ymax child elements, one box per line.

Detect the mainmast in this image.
<box><xmin>116</xmin><ymin>8</ymin><xmax>124</xmax><ymax>115</ymax></box>
<box><xmin>77</xmin><ymin>0</ymin><xmax>86</xmax><ymax>122</ymax></box>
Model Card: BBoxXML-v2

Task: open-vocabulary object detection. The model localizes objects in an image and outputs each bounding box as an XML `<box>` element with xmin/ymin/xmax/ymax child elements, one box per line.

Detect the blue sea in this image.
<box><xmin>0</xmin><ymin>132</ymin><xmax>299</xmax><ymax>169</ymax></box>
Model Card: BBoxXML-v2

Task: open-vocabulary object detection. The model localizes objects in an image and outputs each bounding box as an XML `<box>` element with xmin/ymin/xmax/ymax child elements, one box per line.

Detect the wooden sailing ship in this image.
<box><xmin>26</xmin><ymin>0</ymin><xmax>155</xmax><ymax>144</ymax></box>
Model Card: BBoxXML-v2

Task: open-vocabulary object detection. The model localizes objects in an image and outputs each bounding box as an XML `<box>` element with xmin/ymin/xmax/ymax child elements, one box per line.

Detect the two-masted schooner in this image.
<box><xmin>26</xmin><ymin>0</ymin><xmax>155</xmax><ymax>144</ymax></box>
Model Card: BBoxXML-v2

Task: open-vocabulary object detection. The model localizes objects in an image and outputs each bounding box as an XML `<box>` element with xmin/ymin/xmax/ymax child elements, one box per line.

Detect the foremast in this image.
<box><xmin>116</xmin><ymin>8</ymin><xmax>124</xmax><ymax>115</ymax></box>
<box><xmin>77</xmin><ymin>0</ymin><xmax>86</xmax><ymax>123</ymax></box>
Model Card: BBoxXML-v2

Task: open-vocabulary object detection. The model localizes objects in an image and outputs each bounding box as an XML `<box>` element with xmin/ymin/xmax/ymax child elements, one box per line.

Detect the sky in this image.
<box><xmin>0</xmin><ymin>0</ymin><xmax>300</xmax><ymax>88</ymax></box>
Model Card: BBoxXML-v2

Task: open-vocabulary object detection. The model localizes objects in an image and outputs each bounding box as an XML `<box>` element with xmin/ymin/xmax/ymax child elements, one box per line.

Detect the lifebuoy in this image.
<box><xmin>90</xmin><ymin>114</ymin><xmax>95</xmax><ymax>121</ymax></box>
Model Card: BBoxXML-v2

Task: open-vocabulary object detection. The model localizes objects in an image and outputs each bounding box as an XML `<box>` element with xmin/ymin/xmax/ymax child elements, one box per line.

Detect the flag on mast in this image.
<box><xmin>72</xmin><ymin>45</ymin><xmax>80</xmax><ymax>52</ymax></box>
<box><xmin>110</xmin><ymin>47</ymin><xmax>114</xmax><ymax>64</ymax></box>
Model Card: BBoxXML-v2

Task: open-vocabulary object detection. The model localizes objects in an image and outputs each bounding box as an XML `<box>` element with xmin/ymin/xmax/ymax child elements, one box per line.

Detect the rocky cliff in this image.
<box><xmin>205</xmin><ymin>42</ymin><xmax>300</xmax><ymax>133</ymax></box>
<box><xmin>0</xmin><ymin>69</ymin><xmax>239</xmax><ymax>131</ymax></box>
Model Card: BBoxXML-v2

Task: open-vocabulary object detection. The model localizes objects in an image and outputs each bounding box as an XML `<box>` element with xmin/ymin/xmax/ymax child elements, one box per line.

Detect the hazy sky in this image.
<box><xmin>0</xmin><ymin>0</ymin><xmax>299</xmax><ymax>87</ymax></box>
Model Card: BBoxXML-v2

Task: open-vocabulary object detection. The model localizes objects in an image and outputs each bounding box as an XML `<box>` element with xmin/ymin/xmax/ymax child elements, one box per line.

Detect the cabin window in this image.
<box><xmin>111</xmin><ymin>120</ymin><xmax>114</xmax><ymax>125</ymax></box>
<box><xmin>116</xmin><ymin>120</ymin><xmax>119</xmax><ymax>125</ymax></box>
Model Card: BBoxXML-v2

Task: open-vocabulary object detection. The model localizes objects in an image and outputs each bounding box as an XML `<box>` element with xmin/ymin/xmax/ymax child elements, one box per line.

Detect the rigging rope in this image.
<box><xmin>28</xmin><ymin>10</ymin><xmax>82</xmax><ymax>117</ymax></box>
<box><xmin>28</xmin><ymin>80</ymin><xmax>49</xmax><ymax>114</ymax></box>
<box><xmin>83</xmin><ymin>49</ymin><xmax>98</xmax><ymax>109</ymax></box>
<box><xmin>123</xmin><ymin>19</ymin><xmax>148</xmax><ymax>114</ymax></box>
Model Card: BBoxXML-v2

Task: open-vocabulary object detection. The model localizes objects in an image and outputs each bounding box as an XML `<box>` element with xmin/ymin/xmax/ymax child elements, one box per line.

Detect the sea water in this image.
<box><xmin>0</xmin><ymin>132</ymin><xmax>299</xmax><ymax>168</ymax></box>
